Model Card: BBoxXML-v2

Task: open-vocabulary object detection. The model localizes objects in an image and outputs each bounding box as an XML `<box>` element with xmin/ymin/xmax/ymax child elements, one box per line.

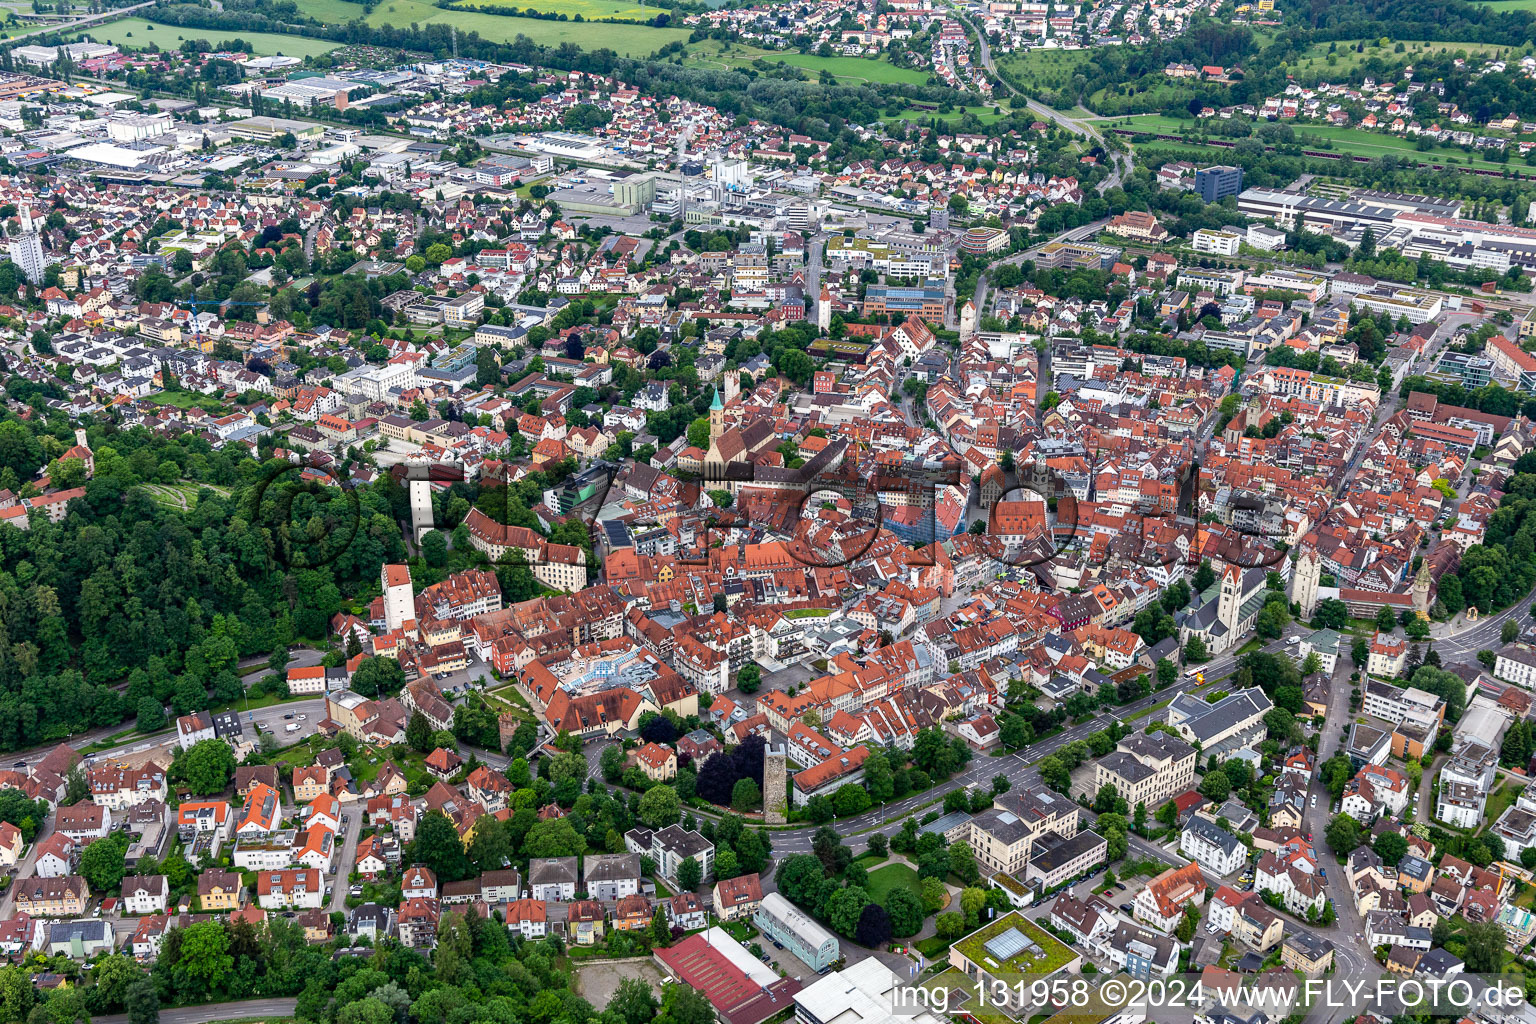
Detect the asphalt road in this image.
<box><xmin>1</xmin><ymin>1</ymin><xmax>154</xmax><ymax>42</ymax></box>
<box><xmin>945</xmin><ymin>8</ymin><xmax>1130</xmax><ymax>193</ymax></box>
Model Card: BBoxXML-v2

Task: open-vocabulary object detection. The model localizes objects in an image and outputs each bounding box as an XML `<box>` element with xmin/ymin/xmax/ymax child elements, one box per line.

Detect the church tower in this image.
<box><xmin>1218</xmin><ymin>563</ymin><xmax>1243</xmax><ymax>633</ymax></box>
<box><xmin>709</xmin><ymin>387</ymin><xmax>724</xmax><ymax>445</ymax></box>
<box><xmin>1290</xmin><ymin>543</ymin><xmax>1322</xmax><ymax>622</ymax></box>
<box><xmin>1412</xmin><ymin>560</ymin><xmax>1433</xmax><ymax>620</ymax></box>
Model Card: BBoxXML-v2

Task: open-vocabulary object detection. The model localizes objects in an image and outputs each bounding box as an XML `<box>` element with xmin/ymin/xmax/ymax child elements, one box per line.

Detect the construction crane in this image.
<box><xmin>175</xmin><ymin>297</ymin><xmax>270</xmax><ymax>350</ymax></box>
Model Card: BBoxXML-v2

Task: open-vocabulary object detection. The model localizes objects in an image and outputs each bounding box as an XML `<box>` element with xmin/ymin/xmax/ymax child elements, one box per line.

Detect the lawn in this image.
<box><xmin>1475</xmin><ymin>0</ymin><xmax>1536</xmax><ymax>9</ymax></box>
<box><xmin>1480</xmin><ymin>779</ymin><xmax>1520</xmax><ymax>833</ymax></box>
<box><xmin>1108</xmin><ymin>115</ymin><xmax>1524</xmax><ymax>175</ymax></box>
<box><xmin>890</xmin><ymin>104</ymin><xmax>1007</xmax><ymax>125</ymax></box>
<box><xmin>866</xmin><ymin>863</ymin><xmax>923</xmax><ymax>904</ymax></box>
<box><xmin>143</xmin><ymin>390</ymin><xmax>227</xmax><ymax>413</ymax></box>
<box><xmin>70</xmin><ymin>18</ymin><xmax>340</xmax><ymax>56</ymax></box>
<box><xmin>456</xmin><ymin>0</ymin><xmax>663</xmax><ymax>21</ymax></box>
<box><xmin>995</xmin><ymin>47</ymin><xmax>1092</xmax><ymax>92</ymax></box>
<box><xmin>683</xmin><ymin>40</ymin><xmax>930</xmax><ymax>84</ymax></box>
<box><xmin>367</xmin><ymin>0</ymin><xmax>689</xmax><ymax>54</ymax></box>
<box><xmin>914</xmin><ymin>938</ymin><xmax>955</xmax><ymax>959</ymax></box>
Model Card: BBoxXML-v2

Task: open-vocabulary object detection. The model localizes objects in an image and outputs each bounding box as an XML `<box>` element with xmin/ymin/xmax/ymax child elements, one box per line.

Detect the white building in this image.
<box><xmin>1191</xmin><ymin>228</ymin><xmax>1243</xmax><ymax>257</ymax></box>
<box><xmin>1179</xmin><ymin>816</ymin><xmax>1248</xmax><ymax>876</ymax></box>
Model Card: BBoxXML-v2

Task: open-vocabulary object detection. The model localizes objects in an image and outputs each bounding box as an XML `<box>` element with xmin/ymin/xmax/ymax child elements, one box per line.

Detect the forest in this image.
<box><xmin>0</xmin><ymin>397</ymin><xmax>584</xmax><ymax>752</ymax></box>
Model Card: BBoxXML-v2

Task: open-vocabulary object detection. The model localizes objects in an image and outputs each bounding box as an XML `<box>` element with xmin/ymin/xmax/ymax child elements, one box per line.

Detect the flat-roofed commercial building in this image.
<box><xmin>754</xmin><ymin>892</ymin><xmax>839</xmax><ymax>972</ymax></box>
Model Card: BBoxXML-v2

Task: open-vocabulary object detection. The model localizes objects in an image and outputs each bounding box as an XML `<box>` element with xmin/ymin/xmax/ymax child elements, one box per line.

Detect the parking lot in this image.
<box><xmin>571</xmin><ymin>960</ymin><xmax>665</xmax><ymax>1009</ymax></box>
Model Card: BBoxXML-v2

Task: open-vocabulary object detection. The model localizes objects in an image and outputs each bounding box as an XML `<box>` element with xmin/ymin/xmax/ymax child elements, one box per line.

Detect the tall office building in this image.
<box><xmin>1195</xmin><ymin>165</ymin><xmax>1244</xmax><ymax>204</ymax></box>
<box><xmin>7</xmin><ymin>206</ymin><xmax>45</xmax><ymax>285</ymax></box>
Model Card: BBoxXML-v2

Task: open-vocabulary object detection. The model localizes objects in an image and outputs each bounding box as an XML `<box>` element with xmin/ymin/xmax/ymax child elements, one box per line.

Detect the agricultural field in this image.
<box><xmin>302</xmin><ymin>0</ymin><xmax>368</xmax><ymax>21</ymax></box>
<box><xmin>455</xmin><ymin>0</ymin><xmax>663</xmax><ymax>21</ymax></box>
<box><xmin>1473</xmin><ymin>0</ymin><xmax>1536</xmax><ymax>11</ymax></box>
<box><xmin>1292</xmin><ymin>37</ymin><xmax>1521</xmax><ymax>75</ymax></box>
<box><xmin>70</xmin><ymin>18</ymin><xmax>340</xmax><ymax>56</ymax></box>
<box><xmin>995</xmin><ymin>46</ymin><xmax>1091</xmax><ymax>92</ymax></box>
<box><xmin>683</xmin><ymin>40</ymin><xmax>931</xmax><ymax>84</ymax></box>
<box><xmin>366</xmin><ymin>0</ymin><xmax>689</xmax><ymax>54</ymax></box>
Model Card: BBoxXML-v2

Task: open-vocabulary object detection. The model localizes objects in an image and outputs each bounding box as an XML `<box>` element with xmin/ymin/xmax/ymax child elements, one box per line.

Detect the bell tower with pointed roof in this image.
<box><xmin>709</xmin><ymin>387</ymin><xmax>724</xmax><ymax>445</ymax></box>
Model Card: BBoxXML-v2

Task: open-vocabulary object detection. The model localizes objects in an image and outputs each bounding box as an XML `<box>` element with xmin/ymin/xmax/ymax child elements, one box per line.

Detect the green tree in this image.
<box><xmin>351</xmin><ymin>656</ymin><xmax>405</xmax><ymax>698</ymax></box>
<box><xmin>410</xmin><ymin>810</ymin><xmax>474</xmax><ymax>882</ymax></box>
<box><xmin>1324</xmin><ymin>813</ymin><xmax>1363</xmax><ymax>856</ymax></box>
<box><xmin>1374</xmin><ymin>831</ymin><xmax>1408</xmax><ymax>867</ymax></box>
<box><xmin>657</xmin><ymin>983</ymin><xmax>714</xmax><ymax>1024</ymax></box>
<box><xmin>407</xmin><ymin>710</ymin><xmax>433</xmax><ymax>753</ymax></box>
<box><xmin>737</xmin><ymin>664</ymin><xmax>761</xmax><ymax>694</ymax></box>
<box><xmin>1200</xmin><ymin>768</ymin><xmax>1231</xmax><ymax>803</ymax></box>
<box><xmin>920</xmin><ymin>875</ymin><xmax>947</xmax><ymax>913</ymax></box>
<box><xmin>123</xmin><ymin>976</ymin><xmax>159</xmax><ymax>1024</ymax></box>
<box><xmin>175</xmin><ymin>921</ymin><xmax>235</xmax><ymax>996</ymax></box>
<box><xmin>1184</xmin><ymin>635</ymin><xmax>1209</xmax><ymax>662</ymax></box>
<box><xmin>522</xmin><ymin>817</ymin><xmax>587</xmax><ymax>858</ymax></box>
<box><xmin>79</xmin><ymin>833</ymin><xmax>130</xmax><ymax>892</ymax></box>
<box><xmin>886</xmin><ymin>887</ymin><xmax>925</xmax><ymax>937</ymax></box>
<box><xmin>611</xmin><ymin>978</ymin><xmax>659</xmax><ymax>1024</ymax></box>
<box><xmin>731</xmin><ymin>778</ymin><xmax>761</xmax><ymax>812</ymax></box>
<box><xmin>173</xmin><ymin>739</ymin><xmax>236</xmax><ymax>795</ymax></box>
<box><xmin>135</xmin><ymin>697</ymin><xmax>166</xmax><ymax>733</ymax></box>
<box><xmin>1464</xmin><ymin>920</ymin><xmax>1508</xmax><ymax>973</ymax></box>
<box><xmin>639</xmin><ymin>784</ymin><xmax>682</xmax><ymax>827</ymax></box>
<box><xmin>466</xmin><ymin>815</ymin><xmax>511</xmax><ymax>874</ymax></box>
<box><xmin>826</xmin><ymin>885</ymin><xmax>872</xmax><ymax>937</ymax></box>
<box><xmin>676</xmin><ymin>855</ymin><xmax>703</xmax><ymax>891</ymax></box>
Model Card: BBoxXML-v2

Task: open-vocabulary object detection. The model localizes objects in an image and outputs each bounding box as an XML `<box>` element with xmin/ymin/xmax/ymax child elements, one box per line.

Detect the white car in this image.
<box><xmin>1310</xmin><ymin>795</ymin><xmax>1317</xmax><ymax>807</ymax></box>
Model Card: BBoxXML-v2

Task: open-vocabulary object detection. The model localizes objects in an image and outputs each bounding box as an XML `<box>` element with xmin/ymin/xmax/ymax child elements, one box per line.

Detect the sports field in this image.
<box><xmin>368</xmin><ymin>0</ymin><xmax>689</xmax><ymax>54</ymax></box>
<box><xmin>683</xmin><ymin>40</ymin><xmax>930</xmax><ymax>84</ymax></box>
<box><xmin>70</xmin><ymin>18</ymin><xmax>340</xmax><ymax>55</ymax></box>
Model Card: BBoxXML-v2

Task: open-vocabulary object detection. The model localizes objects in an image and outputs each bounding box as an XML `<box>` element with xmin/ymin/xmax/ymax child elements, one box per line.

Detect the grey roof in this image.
<box><xmin>1185</xmin><ymin>815</ymin><xmax>1244</xmax><ymax>856</ymax></box>
<box><xmin>921</xmin><ymin>810</ymin><xmax>973</xmax><ymax>836</ymax></box>
<box><xmin>971</xmin><ymin>808</ymin><xmax>1033</xmax><ymax>846</ymax></box>
<box><xmin>1097</xmin><ymin>750</ymin><xmax>1157</xmax><ymax>784</ymax></box>
<box><xmin>529</xmin><ymin>857</ymin><xmax>579</xmax><ymax>886</ymax></box>
<box><xmin>1284</xmin><ymin>930</ymin><xmax>1334</xmax><ymax>961</ymax></box>
<box><xmin>48</xmin><ymin>919</ymin><xmax>111</xmax><ymax>944</ymax></box>
<box><xmin>584</xmin><ymin>852</ymin><xmax>641</xmax><ymax>883</ymax></box>
<box><xmin>1029</xmin><ymin>829</ymin><xmax>1106</xmax><ymax>873</ymax></box>
<box><xmin>1169</xmin><ymin>687</ymin><xmax>1273</xmax><ymax>745</ymax></box>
